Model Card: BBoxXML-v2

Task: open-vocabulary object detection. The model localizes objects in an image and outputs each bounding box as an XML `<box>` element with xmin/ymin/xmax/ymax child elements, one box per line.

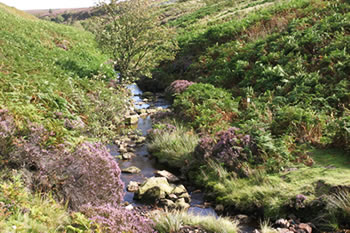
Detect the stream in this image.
<box><xmin>109</xmin><ymin>84</ymin><xmax>218</xmax><ymax>216</ymax></box>
<box><xmin>108</xmin><ymin>84</ymin><xmax>257</xmax><ymax>232</ymax></box>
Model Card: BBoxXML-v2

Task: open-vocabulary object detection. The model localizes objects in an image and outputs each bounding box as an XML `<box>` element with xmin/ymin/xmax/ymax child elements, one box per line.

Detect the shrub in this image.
<box><xmin>7</xmin><ymin>125</ymin><xmax>124</xmax><ymax>210</ymax></box>
<box><xmin>81</xmin><ymin>204</ymin><xmax>154</xmax><ymax>233</ymax></box>
<box><xmin>195</xmin><ymin>127</ymin><xmax>258</xmax><ymax>177</ymax></box>
<box><xmin>271</xmin><ymin>106</ymin><xmax>325</xmax><ymax>144</ymax></box>
<box><xmin>165</xmin><ymin>80</ymin><xmax>195</xmax><ymax>98</ymax></box>
<box><xmin>173</xmin><ymin>83</ymin><xmax>238</xmax><ymax>133</ymax></box>
<box><xmin>333</xmin><ymin>115</ymin><xmax>350</xmax><ymax>152</ymax></box>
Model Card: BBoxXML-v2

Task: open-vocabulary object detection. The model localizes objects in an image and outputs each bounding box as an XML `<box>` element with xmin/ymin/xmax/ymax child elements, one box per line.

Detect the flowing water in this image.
<box><xmin>109</xmin><ymin>84</ymin><xmax>218</xmax><ymax>216</ymax></box>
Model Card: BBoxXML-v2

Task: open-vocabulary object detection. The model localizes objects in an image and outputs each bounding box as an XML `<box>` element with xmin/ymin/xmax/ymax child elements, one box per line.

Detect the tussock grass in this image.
<box><xmin>260</xmin><ymin>220</ymin><xmax>278</xmax><ymax>233</ymax></box>
<box><xmin>148</xmin><ymin>123</ymin><xmax>199</xmax><ymax>168</ymax></box>
<box><xmin>153</xmin><ymin>210</ymin><xmax>239</xmax><ymax>233</ymax></box>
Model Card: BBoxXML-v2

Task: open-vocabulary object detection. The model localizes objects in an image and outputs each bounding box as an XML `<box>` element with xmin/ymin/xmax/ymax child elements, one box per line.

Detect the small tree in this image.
<box><xmin>95</xmin><ymin>0</ymin><xmax>178</xmax><ymax>83</ymax></box>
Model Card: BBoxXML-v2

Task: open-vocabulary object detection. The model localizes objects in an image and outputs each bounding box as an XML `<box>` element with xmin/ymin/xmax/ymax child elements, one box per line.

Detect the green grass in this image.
<box><xmin>0</xmin><ymin>3</ymin><xmax>127</xmax><ymax>145</ymax></box>
<box><xmin>197</xmin><ymin>149</ymin><xmax>350</xmax><ymax>222</ymax></box>
<box><xmin>153</xmin><ymin>210</ymin><xmax>239</xmax><ymax>233</ymax></box>
<box><xmin>148</xmin><ymin>122</ymin><xmax>199</xmax><ymax>168</ymax></box>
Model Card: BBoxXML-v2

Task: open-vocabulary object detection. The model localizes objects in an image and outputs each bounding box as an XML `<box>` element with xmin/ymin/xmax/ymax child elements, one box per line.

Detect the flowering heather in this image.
<box><xmin>0</xmin><ymin>109</ymin><xmax>15</xmax><ymax>154</ymax></box>
<box><xmin>195</xmin><ymin>127</ymin><xmax>260</xmax><ymax>177</ymax></box>
<box><xmin>81</xmin><ymin>204</ymin><xmax>155</xmax><ymax>233</ymax></box>
<box><xmin>0</xmin><ymin>109</ymin><xmax>15</xmax><ymax>138</ymax></box>
<box><xmin>9</xmin><ymin>127</ymin><xmax>124</xmax><ymax>210</ymax></box>
<box><xmin>166</xmin><ymin>80</ymin><xmax>195</xmax><ymax>96</ymax></box>
<box><xmin>194</xmin><ymin>136</ymin><xmax>215</xmax><ymax>161</ymax></box>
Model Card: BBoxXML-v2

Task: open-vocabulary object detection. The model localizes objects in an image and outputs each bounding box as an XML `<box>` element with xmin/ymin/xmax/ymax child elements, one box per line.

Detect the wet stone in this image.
<box><xmin>127</xmin><ymin>181</ymin><xmax>139</xmax><ymax>192</ymax></box>
<box><xmin>155</xmin><ymin>170</ymin><xmax>180</xmax><ymax>183</ymax></box>
<box><xmin>122</xmin><ymin>152</ymin><xmax>136</xmax><ymax>160</ymax></box>
<box><xmin>122</xmin><ymin>166</ymin><xmax>141</xmax><ymax>174</ymax></box>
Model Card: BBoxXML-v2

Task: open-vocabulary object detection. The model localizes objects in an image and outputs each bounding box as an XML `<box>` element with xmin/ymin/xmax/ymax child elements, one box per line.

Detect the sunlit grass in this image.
<box><xmin>153</xmin><ymin>210</ymin><xmax>239</xmax><ymax>233</ymax></box>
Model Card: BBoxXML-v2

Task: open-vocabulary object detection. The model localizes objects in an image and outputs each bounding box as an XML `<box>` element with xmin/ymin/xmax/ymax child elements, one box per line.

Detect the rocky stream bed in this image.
<box><xmin>107</xmin><ymin>84</ymin><xmax>315</xmax><ymax>233</ymax></box>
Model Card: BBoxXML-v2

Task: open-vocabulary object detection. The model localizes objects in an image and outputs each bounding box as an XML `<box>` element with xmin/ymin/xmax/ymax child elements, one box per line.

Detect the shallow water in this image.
<box><xmin>110</xmin><ymin>84</ymin><xmax>218</xmax><ymax>216</ymax></box>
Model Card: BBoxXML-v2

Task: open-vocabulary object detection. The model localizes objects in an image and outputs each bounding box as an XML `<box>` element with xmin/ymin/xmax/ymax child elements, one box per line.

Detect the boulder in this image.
<box><xmin>234</xmin><ymin>214</ymin><xmax>250</xmax><ymax>224</ymax></box>
<box><xmin>134</xmin><ymin>177</ymin><xmax>174</xmax><ymax>202</ymax></box>
<box><xmin>275</xmin><ymin>219</ymin><xmax>290</xmax><ymax>228</ymax></box>
<box><xmin>122</xmin><ymin>166</ymin><xmax>141</xmax><ymax>174</ymax></box>
<box><xmin>136</xmin><ymin>136</ymin><xmax>146</xmax><ymax>144</ymax></box>
<box><xmin>142</xmin><ymin>92</ymin><xmax>154</xmax><ymax>99</ymax></box>
<box><xmin>277</xmin><ymin>228</ymin><xmax>293</xmax><ymax>233</ymax></box>
<box><xmin>159</xmin><ymin>199</ymin><xmax>176</xmax><ymax>209</ymax></box>
<box><xmin>136</xmin><ymin>108</ymin><xmax>147</xmax><ymax>115</ymax></box>
<box><xmin>155</xmin><ymin>170</ymin><xmax>180</xmax><ymax>183</ymax></box>
<box><xmin>172</xmin><ymin>185</ymin><xmax>187</xmax><ymax>195</ymax></box>
<box><xmin>175</xmin><ymin>198</ymin><xmax>190</xmax><ymax>210</ymax></box>
<box><xmin>297</xmin><ymin>223</ymin><xmax>312</xmax><ymax>233</ymax></box>
<box><xmin>215</xmin><ymin>204</ymin><xmax>224</xmax><ymax>212</ymax></box>
<box><xmin>121</xmin><ymin>152</ymin><xmax>135</xmax><ymax>160</ymax></box>
<box><xmin>125</xmin><ymin>204</ymin><xmax>134</xmax><ymax>210</ymax></box>
<box><xmin>147</xmin><ymin>109</ymin><xmax>157</xmax><ymax>114</ymax></box>
<box><xmin>178</xmin><ymin>192</ymin><xmax>191</xmax><ymax>203</ymax></box>
<box><xmin>127</xmin><ymin>181</ymin><xmax>139</xmax><ymax>192</ymax></box>
<box><xmin>134</xmin><ymin>177</ymin><xmax>191</xmax><ymax>208</ymax></box>
<box><xmin>119</xmin><ymin>145</ymin><xmax>128</xmax><ymax>154</ymax></box>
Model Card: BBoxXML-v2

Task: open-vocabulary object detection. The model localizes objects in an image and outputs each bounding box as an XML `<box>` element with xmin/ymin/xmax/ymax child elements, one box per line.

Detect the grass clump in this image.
<box><xmin>260</xmin><ymin>220</ymin><xmax>278</xmax><ymax>233</ymax></box>
<box><xmin>153</xmin><ymin>210</ymin><xmax>239</xmax><ymax>233</ymax></box>
<box><xmin>148</xmin><ymin>122</ymin><xmax>199</xmax><ymax>168</ymax></box>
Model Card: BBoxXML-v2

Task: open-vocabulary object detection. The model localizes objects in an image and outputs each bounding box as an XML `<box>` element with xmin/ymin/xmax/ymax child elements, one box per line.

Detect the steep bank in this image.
<box><xmin>0</xmin><ymin>3</ymin><xmax>153</xmax><ymax>232</ymax></box>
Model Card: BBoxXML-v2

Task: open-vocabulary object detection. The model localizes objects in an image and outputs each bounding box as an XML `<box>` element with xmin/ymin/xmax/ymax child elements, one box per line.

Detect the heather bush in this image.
<box><xmin>81</xmin><ymin>204</ymin><xmax>154</xmax><ymax>233</ymax></box>
<box><xmin>7</xmin><ymin>125</ymin><xmax>124</xmax><ymax>210</ymax></box>
<box><xmin>195</xmin><ymin>127</ymin><xmax>259</xmax><ymax>177</ymax></box>
<box><xmin>165</xmin><ymin>80</ymin><xmax>195</xmax><ymax>99</ymax></box>
<box><xmin>0</xmin><ymin>109</ymin><xmax>15</xmax><ymax>155</ymax></box>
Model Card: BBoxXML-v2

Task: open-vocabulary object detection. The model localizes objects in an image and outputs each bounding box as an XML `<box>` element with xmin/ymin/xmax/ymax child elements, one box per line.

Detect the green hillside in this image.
<box><xmin>0</xmin><ymin>3</ymin><xmax>128</xmax><ymax>231</ymax></box>
<box><xmin>145</xmin><ymin>0</ymin><xmax>350</xmax><ymax>230</ymax></box>
<box><xmin>0</xmin><ymin>3</ymin><xmax>127</xmax><ymax>145</ymax></box>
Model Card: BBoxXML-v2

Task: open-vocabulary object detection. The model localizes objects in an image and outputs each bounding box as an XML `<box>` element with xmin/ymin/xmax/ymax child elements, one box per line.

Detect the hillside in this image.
<box><xmin>0</xmin><ymin>2</ymin><xmax>127</xmax><ymax>143</ymax></box>
<box><xmin>0</xmin><ymin>3</ymin><xmax>142</xmax><ymax>231</ymax></box>
<box><xmin>2</xmin><ymin>0</ymin><xmax>350</xmax><ymax>231</ymax></box>
<box><xmin>142</xmin><ymin>0</ymin><xmax>350</xmax><ymax>231</ymax></box>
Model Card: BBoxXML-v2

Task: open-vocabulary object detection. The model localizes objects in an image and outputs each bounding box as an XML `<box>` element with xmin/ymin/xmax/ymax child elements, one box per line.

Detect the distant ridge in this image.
<box><xmin>25</xmin><ymin>7</ymin><xmax>92</xmax><ymax>17</ymax></box>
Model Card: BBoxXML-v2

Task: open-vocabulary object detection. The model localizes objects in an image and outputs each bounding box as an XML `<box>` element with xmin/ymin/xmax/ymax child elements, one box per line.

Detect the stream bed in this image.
<box><xmin>110</xmin><ymin>84</ymin><xmax>218</xmax><ymax>216</ymax></box>
<box><xmin>108</xmin><ymin>84</ymin><xmax>257</xmax><ymax>232</ymax></box>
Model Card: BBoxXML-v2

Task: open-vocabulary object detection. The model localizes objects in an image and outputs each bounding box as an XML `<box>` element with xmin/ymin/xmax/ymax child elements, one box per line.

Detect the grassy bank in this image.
<box><xmin>146</xmin><ymin>0</ymin><xmax>350</xmax><ymax>230</ymax></box>
<box><xmin>0</xmin><ymin>3</ymin><xmax>128</xmax><ymax>145</ymax></box>
<box><xmin>0</xmin><ymin>3</ymin><xmax>133</xmax><ymax>231</ymax></box>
